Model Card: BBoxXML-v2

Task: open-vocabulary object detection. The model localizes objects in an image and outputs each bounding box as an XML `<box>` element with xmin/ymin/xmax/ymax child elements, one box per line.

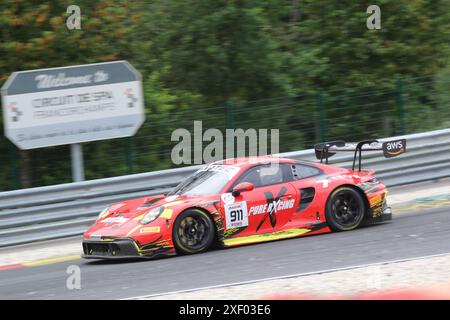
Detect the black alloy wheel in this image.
<box><xmin>173</xmin><ymin>209</ymin><xmax>215</xmax><ymax>254</ymax></box>
<box><xmin>326</xmin><ymin>187</ymin><xmax>366</xmax><ymax>231</ymax></box>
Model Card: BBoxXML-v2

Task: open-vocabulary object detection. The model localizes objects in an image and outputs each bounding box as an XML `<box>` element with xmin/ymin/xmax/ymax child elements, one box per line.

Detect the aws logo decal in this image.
<box><xmin>101</xmin><ymin>216</ymin><xmax>129</xmax><ymax>225</ymax></box>
<box><xmin>382</xmin><ymin>139</ymin><xmax>406</xmax><ymax>158</ymax></box>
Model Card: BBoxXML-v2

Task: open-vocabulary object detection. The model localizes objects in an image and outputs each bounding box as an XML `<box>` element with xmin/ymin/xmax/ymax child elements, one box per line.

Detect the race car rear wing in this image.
<box><xmin>314</xmin><ymin>139</ymin><xmax>406</xmax><ymax>171</ymax></box>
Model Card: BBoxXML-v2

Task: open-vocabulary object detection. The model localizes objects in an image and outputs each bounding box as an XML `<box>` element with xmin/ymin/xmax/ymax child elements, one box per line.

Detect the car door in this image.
<box><xmin>284</xmin><ymin>162</ymin><xmax>324</xmax><ymax>228</ymax></box>
<box><xmin>221</xmin><ymin>163</ymin><xmax>298</xmax><ymax>236</ymax></box>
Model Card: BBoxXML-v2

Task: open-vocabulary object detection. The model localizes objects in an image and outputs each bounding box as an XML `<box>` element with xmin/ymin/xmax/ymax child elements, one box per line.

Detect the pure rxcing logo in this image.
<box><xmin>249</xmin><ymin>198</ymin><xmax>295</xmax><ymax>216</ymax></box>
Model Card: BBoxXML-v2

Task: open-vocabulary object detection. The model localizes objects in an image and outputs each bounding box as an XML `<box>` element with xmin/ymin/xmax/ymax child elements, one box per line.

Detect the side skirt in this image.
<box><xmin>223</xmin><ymin>225</ymin><xmax>331</xmax><ymax>247</ymax></box>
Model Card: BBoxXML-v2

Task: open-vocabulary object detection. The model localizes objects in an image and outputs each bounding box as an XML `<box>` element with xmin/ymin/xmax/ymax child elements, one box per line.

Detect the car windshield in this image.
<box><xmin>168</xmin><ymin>165</ymin><xmax>240</xmax><ymax>196</ymax></box>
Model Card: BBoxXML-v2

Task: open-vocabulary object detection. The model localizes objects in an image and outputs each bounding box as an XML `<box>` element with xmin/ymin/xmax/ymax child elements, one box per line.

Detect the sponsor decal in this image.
<box><xmin>101</xmin><ymin>216</ymin><xmax>129</xmax><ymax>224</ymax></box>
<box><xmin>225</xmin><ymin>201</ymin><xmax>248</xmax><ymax>229</ymax></box>
<box><xmin>369</xmin><ymin>194</ymin><xmax>382</xmax><ymax>206</ymax></box>
<box><xmin>140</xmin><ymin>226</ymin><xmax>161</xmax><ymax>233</ymax></box>
<box><xmin>89</xmin><ymin>234</ymin><xmax>102</xmax><ymax>240</ymax></box>
<box><xmin>318</xmin><ymin>174</ymin><xmax>359</xmax><ymax>188</ymax></box>
<box><xmin>249</xmin><ymin>198</ymin><xmax>295</xmax><ymax>215</ymax></box>
<box><xmin>221</xmin><ymin>193</ymin><xmax>235</xmax><ymax>204</ymax></box>
<box><xmin>318</xmin><ymin>178</ymin><xmax>330</xmax><ymax>188</ymax></box>
<box><xmin>197</xmin><ymin>164</ymin><xmax>240</xmax><ymax>179</ymax></box>
<box><xmin>383</xmin><ymin>139</ymin><xmax>406</xmax><ymax>158</ymax></box>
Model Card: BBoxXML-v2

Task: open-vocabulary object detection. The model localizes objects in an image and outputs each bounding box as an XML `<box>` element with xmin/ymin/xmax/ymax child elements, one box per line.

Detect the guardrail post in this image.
<box><xmin>396</xmin><ymin>78</ymin><xmax>406</xmax><ymax>135</ymax></box>
<box><xmin>9</xmin><ymin>143</ymin><xmax>20</xmax><ymax>190</ymax></box>
<box><xmin>70</xmin><ymin>143</ymin><xmax>85</xmax><ymax>182</ymax></box>
<box><xmin>316</xmin><ymin>89</ymin><xmax>327</xmax><ymax>142</ymax></box>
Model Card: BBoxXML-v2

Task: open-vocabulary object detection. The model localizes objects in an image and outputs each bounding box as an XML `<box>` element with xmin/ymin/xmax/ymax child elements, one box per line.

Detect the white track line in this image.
<box><xmin>123</xmin><ymin>251</ymin><xmax>450</xmax><ymax>300</ymax></box>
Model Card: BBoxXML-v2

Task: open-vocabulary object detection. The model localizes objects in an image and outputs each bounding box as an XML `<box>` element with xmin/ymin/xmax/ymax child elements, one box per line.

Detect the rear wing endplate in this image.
<box><xmin>314</xmin><ymin>139</ymin><xmax>406</xmax><ymax>171</ymax></box>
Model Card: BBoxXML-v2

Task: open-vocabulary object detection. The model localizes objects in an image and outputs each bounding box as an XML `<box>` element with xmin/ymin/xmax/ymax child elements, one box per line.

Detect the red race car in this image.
<box><xmin>82</xmin><ymin>139</ymin><xmax>406</xmax><ymax>259</ymax></box>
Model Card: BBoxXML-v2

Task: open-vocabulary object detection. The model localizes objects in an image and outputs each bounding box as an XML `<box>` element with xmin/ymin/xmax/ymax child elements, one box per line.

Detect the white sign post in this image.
<box><xmin>1</xmin><ymin>61</ymin><xmax>145</xmax><ymax>182</ymax></box>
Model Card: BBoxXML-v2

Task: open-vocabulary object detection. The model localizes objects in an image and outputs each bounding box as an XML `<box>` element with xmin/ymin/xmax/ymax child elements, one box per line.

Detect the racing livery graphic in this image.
<box><xmin>82</xmin><ymin>139</ymin><xmax>405</xmax><ymax>259</ymax></box>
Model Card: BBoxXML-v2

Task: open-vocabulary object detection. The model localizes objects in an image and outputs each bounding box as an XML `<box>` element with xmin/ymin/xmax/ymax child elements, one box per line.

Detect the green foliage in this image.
<box><xmin>0</xmin><ymin>0</ymin><xmax>449</xmax><ymax>190</ymax></box>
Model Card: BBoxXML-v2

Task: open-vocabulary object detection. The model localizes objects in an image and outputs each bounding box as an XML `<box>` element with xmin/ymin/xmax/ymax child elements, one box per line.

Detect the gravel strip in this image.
<box><xmin>143</xmin><ymin>253</ymin><xmax>450</xmax><ymax>299</ymax></box>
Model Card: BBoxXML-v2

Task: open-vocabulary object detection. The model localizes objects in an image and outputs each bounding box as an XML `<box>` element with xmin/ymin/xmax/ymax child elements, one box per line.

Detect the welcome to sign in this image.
<box><xmin>1</xmin><ymin>61</ymin><xmax>144</xmax><ymax>150</ymax></box>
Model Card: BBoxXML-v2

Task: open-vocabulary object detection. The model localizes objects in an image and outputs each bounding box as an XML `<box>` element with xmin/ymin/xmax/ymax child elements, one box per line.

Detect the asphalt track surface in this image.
<box><xmin>1</xmin><ymin>206</ymin><xmax>450</xmax><ymax>300</ymax></box>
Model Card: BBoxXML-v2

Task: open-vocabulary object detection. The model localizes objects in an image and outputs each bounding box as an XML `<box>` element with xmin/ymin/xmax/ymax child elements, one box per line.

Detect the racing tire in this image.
<box><xmin>325</xmin><ymin>187</ymin><xmax>366</xmax><ymax>232</ymax></box>
<box><xmin>173</xmin><ymin>209</ymin><xmax>215</xmax><ymax>255</ymax></box>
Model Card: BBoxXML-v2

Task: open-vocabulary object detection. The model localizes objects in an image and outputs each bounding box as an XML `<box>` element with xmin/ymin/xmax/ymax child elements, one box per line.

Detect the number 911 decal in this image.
<box><xmin>225</xmin><ymin>202</ymin><xmax>248</xmax><ymax>229</ymax></box>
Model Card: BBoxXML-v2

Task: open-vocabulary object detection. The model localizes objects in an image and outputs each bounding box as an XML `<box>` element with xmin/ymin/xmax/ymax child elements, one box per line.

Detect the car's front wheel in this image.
<box><xmin>172</xmin><ymin>209</ymin><xmax>215</xmax><ymax>255</ymax></box>
<box><xmin>325</xmin><ymin>187</ymin><xmax>366</xmax><ymax>231</ymax></box>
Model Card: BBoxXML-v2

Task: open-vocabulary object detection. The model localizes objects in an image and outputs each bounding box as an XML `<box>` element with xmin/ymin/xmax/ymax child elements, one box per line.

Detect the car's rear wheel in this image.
<box><xmin>173</xmin><ymin>209</ymin><xmax>215</xmax><ymax>255</ymax></box>
<box><xmin>326</xmin><ymin>187</ymin><xmax>366</xmax><ymax>231</ymax></box>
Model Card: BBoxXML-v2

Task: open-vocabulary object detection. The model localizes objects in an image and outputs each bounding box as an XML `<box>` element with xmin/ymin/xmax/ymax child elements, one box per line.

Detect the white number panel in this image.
<box><xmin>225</xmin><ymin>201</ymin><xmax>248</xmax><ymax>229</ymax></box>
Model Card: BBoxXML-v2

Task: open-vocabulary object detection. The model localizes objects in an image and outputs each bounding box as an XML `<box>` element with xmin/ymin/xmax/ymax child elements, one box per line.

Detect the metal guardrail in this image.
<box><xmin>1</xmin><ymin>128</ymin><xmax>450</xmax><ymax>247</ymax></box>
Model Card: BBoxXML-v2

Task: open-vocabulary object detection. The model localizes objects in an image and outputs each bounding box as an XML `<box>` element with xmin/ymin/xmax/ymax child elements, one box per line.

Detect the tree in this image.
<box><xmin>0</xmin><ymin>0</ymin><xmax>141</xmax><ymax>189</ymax></box>
<box><xmin>0</xmin><ymin>0</ymin><xmax>449</xmax><ymax>190</ymax></box>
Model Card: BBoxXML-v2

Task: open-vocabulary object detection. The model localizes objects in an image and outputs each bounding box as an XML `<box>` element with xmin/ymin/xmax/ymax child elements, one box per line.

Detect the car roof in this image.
<box><xmin>212</xmin><ymin>156</ymin><xmax>297</xmax><ymax>168</ymax></box>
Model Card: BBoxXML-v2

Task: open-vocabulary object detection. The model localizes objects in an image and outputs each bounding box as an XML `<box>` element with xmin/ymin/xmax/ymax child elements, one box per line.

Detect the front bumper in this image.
<box><xmin>82</xmin><ymin>238</ymin><xmax>143</xmax><ymax>259</ymax></box>
<box><xmin>366</xmin><ymin>204</ymin><xmax>392</xmax><ymax>224</ymax></box>
<box><xmin>378</xmin><ymin>205</ymin><xmax>392</xmax><ymax>221</ymax></box>
<box><xmin>82</xmin><ymin>237</ymin><xmax>176</xmax><ymax>260</ymax></box>
<box><xmin>382</xmin><ymin>205</ymin><xmax>392</xmax><ymax>220</ymax></box>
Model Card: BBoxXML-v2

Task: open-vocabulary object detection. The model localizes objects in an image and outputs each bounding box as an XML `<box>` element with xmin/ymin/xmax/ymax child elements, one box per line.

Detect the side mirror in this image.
<box><xmin>232</xmin><ymin>182</ymin><xmax>254</xmax><ymax>197</ymax></box>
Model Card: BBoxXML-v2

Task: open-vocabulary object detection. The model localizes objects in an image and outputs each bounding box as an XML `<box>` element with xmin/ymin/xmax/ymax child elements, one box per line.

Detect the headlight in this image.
<box><xmin>97</xmin><ymin>207</ymin><xmax>110</xmax><ymax>221</ymax></box>
<box><xmin>141</xmin><ymin>206</ymin><xmax>164</xmax><ymax>225</ymax></box>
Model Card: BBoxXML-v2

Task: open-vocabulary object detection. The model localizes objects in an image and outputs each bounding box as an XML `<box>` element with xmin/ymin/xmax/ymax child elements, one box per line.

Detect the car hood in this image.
<box><xmin>101</xmin><ymin>193</ymin><xmax>218</xmax><ymax>217</ymax></box>
<box><xmin>85</xmin><ymin>193</ymin><xmax>220</xmax><ymax>238</ymax></box>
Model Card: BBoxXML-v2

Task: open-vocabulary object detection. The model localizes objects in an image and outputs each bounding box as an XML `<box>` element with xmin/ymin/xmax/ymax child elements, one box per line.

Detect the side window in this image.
<box><xmin>237</xmin><ymin>164</ymin><xmax>285</xmax><ymax>188</ymax></box>
<box><xmin>291</xmin><ymin>164</ymin><xmax>321</xmax><ymax>180</ymax></box>
<box><xmin>259</xmin><ymin>165</ymin><xmax>284</xmax><ymax>186</ymax></box>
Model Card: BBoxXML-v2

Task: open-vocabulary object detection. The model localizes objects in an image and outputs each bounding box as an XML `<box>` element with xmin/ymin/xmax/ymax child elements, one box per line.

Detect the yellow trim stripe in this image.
<box><xmin>126</xmin><ymin>224</ymin><xmax>142</xmax><ymax>237</ymax></box>
<box><xmin>224</xmin><ymin>228</ymin><xmax>311</xmax><ymax>246</ymax></box>
<box><xmin>386</xmin><ymin>149</ymin><xmax>404</xmax><ymax>156</ymax></box>
<box><xmin>98</xmin><ymin>210</ymin><xmax>110</xmax><ymax>219</ymax></box>
<box><xmin>22</xmin><ymin>254</ymin><xmax>81</xmax><ymax>267</ymax></box>
<box><xmin>133</xmin><ymin>214</ymin><xmax>145</xmax><ymax>221</ymax></box>
<box><xmin>160</xmin><ymin>209</ymin><xmax>173</xmax><ymax>219</ymax></box>
<box><xmin>164</xmin><ymin>201</ymin><xmax>183</xmax><ymax>207</ymax></box>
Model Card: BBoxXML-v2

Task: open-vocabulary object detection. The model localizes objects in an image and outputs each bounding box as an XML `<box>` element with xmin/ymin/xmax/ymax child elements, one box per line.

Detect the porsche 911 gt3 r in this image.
<box><xmin>82</xmin><ymin>139</ymin><xmax>406</xmax><ymax>259</ymax></box>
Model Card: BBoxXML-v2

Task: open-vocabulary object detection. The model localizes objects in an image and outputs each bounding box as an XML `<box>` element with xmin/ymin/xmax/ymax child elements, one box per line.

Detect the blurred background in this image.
<box><xmin>0</xmin><ymin>0</ymin><xmax>449</xmax><ymax>191</ymax></box>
